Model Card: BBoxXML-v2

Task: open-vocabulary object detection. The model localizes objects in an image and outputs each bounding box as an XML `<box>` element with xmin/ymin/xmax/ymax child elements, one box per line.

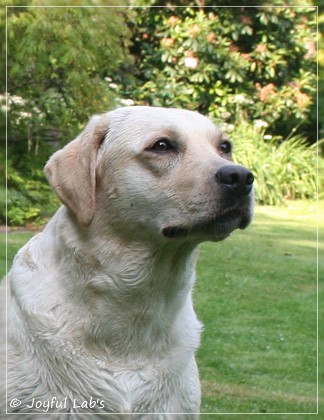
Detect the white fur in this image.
<box><xmin>1</xmin><ymin>107</ymin><xmax>253</xmax><ymax>418</ymax></box>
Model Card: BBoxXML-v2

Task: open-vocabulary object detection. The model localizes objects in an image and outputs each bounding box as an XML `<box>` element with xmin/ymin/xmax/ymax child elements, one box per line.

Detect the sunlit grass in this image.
<box><xmin>195</xmin><ymin>200</ymin><xmax>320</xmax><ymax>414</ymax></box>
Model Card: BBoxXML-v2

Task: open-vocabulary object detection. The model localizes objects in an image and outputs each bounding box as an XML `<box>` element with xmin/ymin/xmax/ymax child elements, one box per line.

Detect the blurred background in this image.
<box><xmin>0</xmin><ymin>0</ymin><xmax>320</xmax><ymax>226</ymax></box>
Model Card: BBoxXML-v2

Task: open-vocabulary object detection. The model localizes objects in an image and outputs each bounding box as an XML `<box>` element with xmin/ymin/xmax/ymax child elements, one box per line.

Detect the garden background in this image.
<box><xmin>0</xmin><ymin>0</ymin><xmax>322</xmax><ymax>416</ymax></box>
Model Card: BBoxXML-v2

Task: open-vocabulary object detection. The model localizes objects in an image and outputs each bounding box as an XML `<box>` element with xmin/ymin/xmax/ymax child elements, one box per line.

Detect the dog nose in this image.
<box><xmin>215</xmin><ymin>165</ymin><xmax>254</xmax><ymax>195</ymax></box>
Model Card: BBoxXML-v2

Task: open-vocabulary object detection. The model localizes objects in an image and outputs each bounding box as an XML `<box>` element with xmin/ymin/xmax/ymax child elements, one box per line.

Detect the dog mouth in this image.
<box><xmin>162</xmin><ymin>226</ymin><xmax>189</xmax><ymax>239</ymax></box>
<box><xmin>162</xmin><ymin>208</ymin><xmax>252</xmax><ymax>240</ymax></box>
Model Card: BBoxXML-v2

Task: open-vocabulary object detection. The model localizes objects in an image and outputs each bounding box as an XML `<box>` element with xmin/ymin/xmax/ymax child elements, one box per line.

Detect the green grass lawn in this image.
<box><xmin>0</xmin><ymin>200</ymin><xmax>321</xmax><ymax>415</ymax></box>
<box><xmin>195</xmin><ymin>200</ymin><xmax>320</xmax><ymax>416</ymax></box>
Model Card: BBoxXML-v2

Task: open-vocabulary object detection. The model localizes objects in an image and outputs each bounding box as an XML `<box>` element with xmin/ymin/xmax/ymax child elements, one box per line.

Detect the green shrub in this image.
<box><xmin>7</xmin><ymin>203</ymin><xmax>40</xmax><ymax>227</ymax></box>
<box><xmin>128</xmin><ymin>5</ymin><xmax>316</xmax><ymax>141</ymax></box>
<box><xmin>318</xmin><ymin>139</ymin><xmax>324</xmax><ymax>200</ymax></box>
<box><xmin>3</xmin><ymin>4</ymin><xmax>317</xmax><ymax>225</ymax></box>
<box><xmin>0</xmin><ymin>186</ymin><xmax>5</xmax><ymax>225</ymax></box>
<box><xmin>7</xmin><ymin>163</ymin><xmax>59</xmax><ymax>226</ymax></box>
<box><xmin>227</xmin><ymin>122</ymin><xmax>316</xmax><ymax>206</ymax></box>
<box><xmin>5</xmin><ymin>3</ymin><xmax>133</xmax><ymax>226</ymax></box>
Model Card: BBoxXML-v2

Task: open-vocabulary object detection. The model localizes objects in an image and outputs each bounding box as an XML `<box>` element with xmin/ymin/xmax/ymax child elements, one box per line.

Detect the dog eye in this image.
<box><xmin>149</xmin><ymin>138</ymin><xmax>176</xmax><ymax>153</ymax></box>
<box><xmin>220</xmin><ymin>140</ymin><xmax>232</xmax><ymax>155</ymax></box>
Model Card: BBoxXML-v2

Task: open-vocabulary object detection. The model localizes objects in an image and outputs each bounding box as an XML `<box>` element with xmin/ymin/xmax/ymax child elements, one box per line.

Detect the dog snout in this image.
<box><xmin>215</xmin><ymin>165</ymin><xmax>254</xmax><ymax>196</ymax></box>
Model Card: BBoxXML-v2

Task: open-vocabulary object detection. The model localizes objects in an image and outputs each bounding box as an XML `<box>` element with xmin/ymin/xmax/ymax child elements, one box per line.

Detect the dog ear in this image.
<box><xmin>44</xmin><ymin>115</ymin><xmax>109</xmax><ymax>227</ymax></box>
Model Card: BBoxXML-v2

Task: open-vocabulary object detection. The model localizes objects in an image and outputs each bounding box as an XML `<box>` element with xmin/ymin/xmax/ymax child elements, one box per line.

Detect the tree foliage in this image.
<box><xmin>4</xmin><ymin>2</ymin><xmax>133</xmax><ymax>224</ymax></box>
<box><xmin>7</xmin><ymin>3</ymin><xmax>131</xmax><ymax>148</ymax></box>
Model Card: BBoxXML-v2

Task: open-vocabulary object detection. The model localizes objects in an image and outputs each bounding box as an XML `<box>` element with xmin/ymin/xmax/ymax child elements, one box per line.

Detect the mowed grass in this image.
<box><xmin>0</xmin><ymin>200</ymin><xmax>321</xmax><ymax>415</ymax></box>
<box><xmin>195</xmin><ymin>200</ymin><xmax>320</xmax><ymax>415</ymax></box>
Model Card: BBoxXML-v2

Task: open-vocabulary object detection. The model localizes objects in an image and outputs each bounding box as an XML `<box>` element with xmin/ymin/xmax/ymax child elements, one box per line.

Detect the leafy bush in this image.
<box><xmin>5</xmin><ymin>5</ymin><xmax>132</xmax><ymax>163</ymax></box>
<box><xmin>227</xmin><ymin>122</ymin><xmax>316</xmax><ymax>206</ymax></box>
<box><xmin>7</xmin><ymin>162</ymin><xmax>59</xmax><ymax>226</ymax></box>
<box><xmin>2</xmin><ymin>3</ymin><xmax>317</xmax><ymax>225</ymax></box>
<box><xmin>0</xmin><ymin>186</ymin><xmax>5</xmax><ymax>225</ymax></box>
<box><xmin>3</xmin><ymin>3</ymin><xmax>133</xmax><ymax>225</ymax></box>
<box><xmin>127</xmin><ymin>5</ymin><xmax>316</xmax><ymax>141</ymax></box>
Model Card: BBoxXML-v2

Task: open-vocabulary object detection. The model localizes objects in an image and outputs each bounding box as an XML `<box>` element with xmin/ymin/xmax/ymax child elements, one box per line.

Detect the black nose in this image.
<box><xmin>215</xmin><ymin>165</ymin><xmax>254</xmax><ymax>195</ymax></box>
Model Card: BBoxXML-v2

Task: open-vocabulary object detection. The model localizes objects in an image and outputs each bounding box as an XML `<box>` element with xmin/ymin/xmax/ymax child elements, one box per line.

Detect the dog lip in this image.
<box><xmin>238</xmin><ymin>213</ymin><xmax>252</xmax><ymax>230</ymax></box>
<box><xmin>213</xmin><ymin>208</ymin><xmax>242</xmax><ymax>223</ymax></box>
<box><xmin>162</xmin><ymin>208</ymin><xmax>252</xmax><ymax>239</ymax></box>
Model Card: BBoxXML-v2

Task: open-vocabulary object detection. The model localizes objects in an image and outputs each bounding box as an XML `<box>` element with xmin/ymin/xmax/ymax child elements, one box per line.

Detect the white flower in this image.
<box><xmin>254</xmin><ymin>119</ymin><xmax>268</xmax><ymax>128</ymax></box>
<box><xmin>221</xmin><ymin>111</ymin><xmax>231</xmax><ymax>121</ymax></box>
<box><xmin>225</xmin><ymin>123</ymin><xmax>235</xmax><ymax>132</ymax></box>
<box><xmin>234</xmin><ymin>94</ymin><xmax>247</xmax><ymax>104</ymax></box>
<box><xmin>8</xmin><ymin>95</ymin><xmax>26</xmax><ymax>106</ymax></box>
<box><xmin>118</xmin><ymin>98</ymin><xmax>134</xmax><ymax>106</ymax></box>
<box><xmin>109</xmin><ymin>83</ymin><xmax>119</xmax><ymax>90</ymax></box>
<box><xmin>184</xmin><ymin>57</ymin><xmax>199</xmax><ymax>69</ymax></box>
<box><xmin>19</xmin><ymin>111</ymin><xmax>32</xmax><ymax>119</ymax></box>
<box><xmin>264</xmin><ymin>134</ymin><xmax>272</xmax><ymax>140</ymax></box>
<box><xmin>219</xmin><ymin>123</ymin><xmax>234</xmax><ymax>133</ymax></box>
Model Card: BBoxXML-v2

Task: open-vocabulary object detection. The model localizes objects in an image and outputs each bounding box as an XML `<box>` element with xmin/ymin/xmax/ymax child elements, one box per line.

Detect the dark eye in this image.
<box><xmin>149</xmin><ymin>138</ymin><xmax>176</xmax><ymax>153</ymax></box>
<box><xmin>220</xmin><ymin>140</ymin><xmax>232</xmax><ymax>155</ymax></box>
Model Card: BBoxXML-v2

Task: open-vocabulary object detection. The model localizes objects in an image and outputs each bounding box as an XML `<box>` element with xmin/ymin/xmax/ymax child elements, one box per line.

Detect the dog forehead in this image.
<box><xmin>113</xmin><ymin>106</ymin><xmax>216</xmax><ymax>129</ymax></box>
<box><xmin>105</xmin><ymin>106</ymin><xmax>221</xmax><ymax>149</ymax></box>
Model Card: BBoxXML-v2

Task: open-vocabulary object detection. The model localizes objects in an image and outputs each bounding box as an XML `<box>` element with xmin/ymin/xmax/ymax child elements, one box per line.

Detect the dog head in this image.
<box><xmin>45</xmin><ymin>106</ymin><xmax>254</xmax><ymax>243</ymax></box>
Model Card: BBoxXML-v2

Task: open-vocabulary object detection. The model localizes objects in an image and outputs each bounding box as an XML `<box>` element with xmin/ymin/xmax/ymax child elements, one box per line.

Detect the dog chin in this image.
<box><xmin>162</xmin><ymin>209</ymin><xmax>252</xmax><ymax>241</ymax></box>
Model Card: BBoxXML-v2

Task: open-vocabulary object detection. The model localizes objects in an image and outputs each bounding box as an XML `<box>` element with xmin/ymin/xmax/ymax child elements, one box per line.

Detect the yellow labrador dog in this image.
<box><xmin>1</xmin><ymin>106</ymin><xmax>254</xmax><ymax>418</ymax></box>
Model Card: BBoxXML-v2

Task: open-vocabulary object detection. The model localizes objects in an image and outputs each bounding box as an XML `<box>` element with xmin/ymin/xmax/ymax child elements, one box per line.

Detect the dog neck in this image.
<box><xmin>50</xmin><ymin>207</ymin><xmax>201</xmax><ymax>358</ymax></box>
